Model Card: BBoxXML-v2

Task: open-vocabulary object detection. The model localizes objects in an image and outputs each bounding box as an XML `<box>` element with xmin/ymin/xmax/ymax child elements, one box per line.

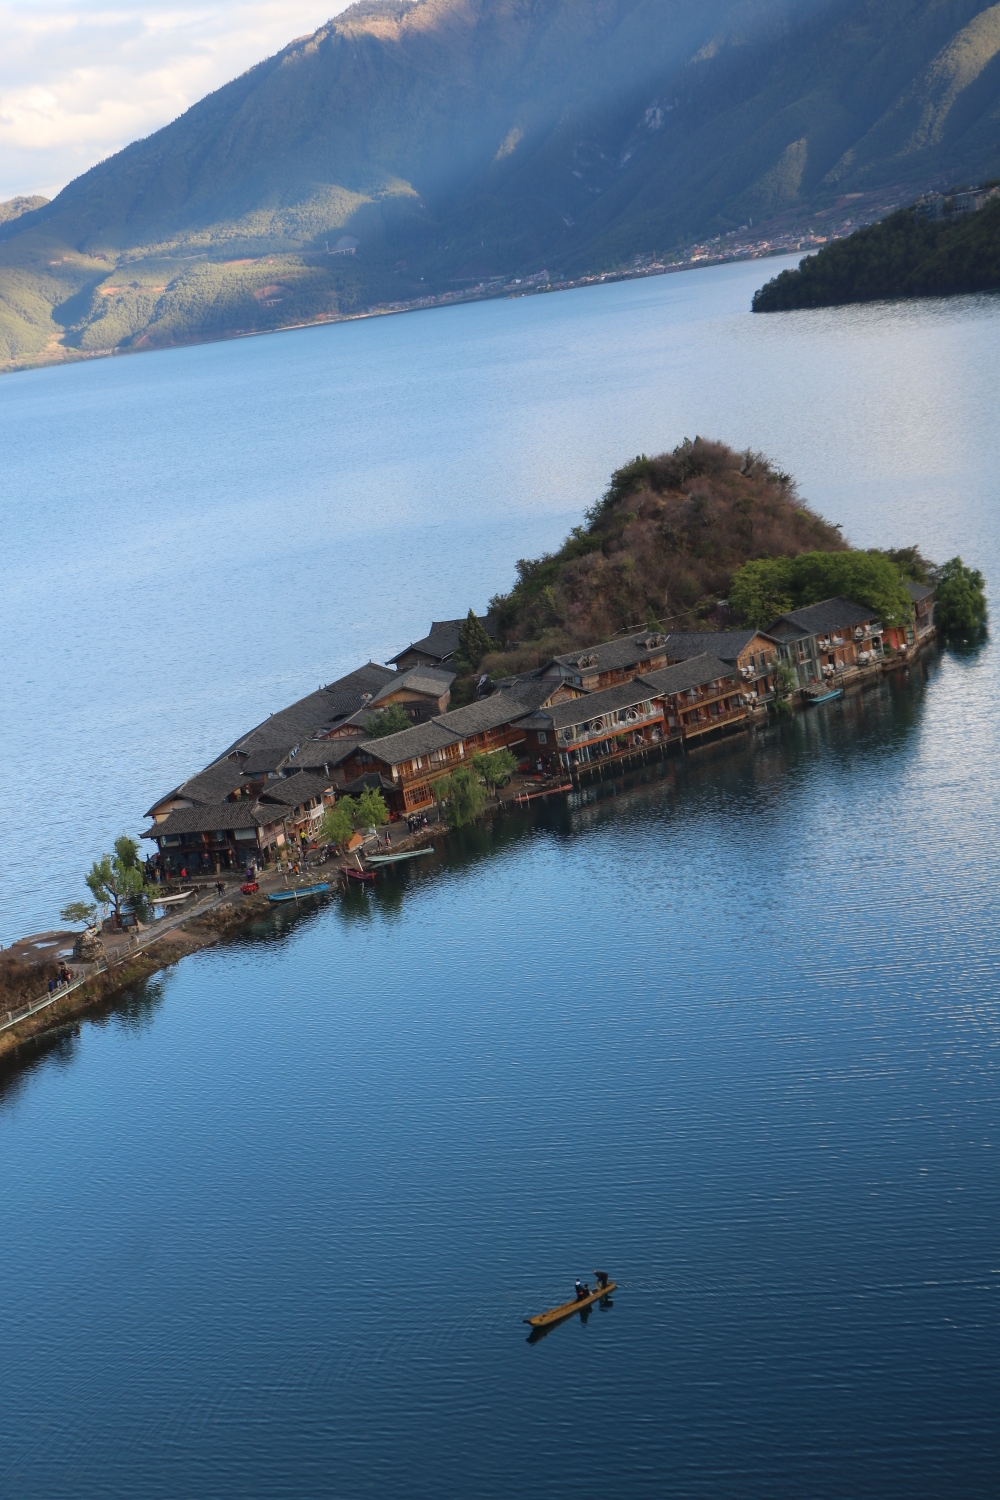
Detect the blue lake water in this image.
<box><xmin>1</xmin><ymin>264</ymin><xmax>999</xmax><ymax>1496</ymax></box>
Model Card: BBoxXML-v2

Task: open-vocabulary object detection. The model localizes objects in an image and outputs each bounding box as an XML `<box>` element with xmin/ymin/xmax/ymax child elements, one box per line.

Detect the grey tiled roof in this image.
<box><xmin>527</xmin><ymin>678</ymin><xmax>663</xmax><ymax>732</ymax></box>
<box><xmin>436</xmin><ymin>690</ymin><xmax>533</xmax><ymax>737</ymax></box>
<box><xmin>664</xmin><ymin>630</ymin><xmax>773</xmax><ymax>662</ymax></box>
<box><xmin>143</xmin><ymin>800</ymin><xmax>281</xmax><ymax>839</ymax></box>
<box><xmin>906</xmin><ymin>581</ymin><xmax>935</xmax><ymax>602</ymax></box>
<box><xmin>258</xmin><ymin>772</ymin><xmax>333</xmax><ymax>809</ymax></box>
<box><xmin>372</xmin><ymin>664</ymin><xmax>454</xmax><ymax>703</ymax></box>
<box><xmin>768</xmin><ymin>597</ymin><xmax>876</xmax><ymax>635</ymax></box>
<box><xmin>549</xmin><ymin>631</ymin><xmax>670</xmax><ymax>678</ymax></box>
<box><xmin>144</xmin><ymin>760</ymin><xmax>250</xmax><ymax>818</ymax></box>
<box><xmin>388</xmin><ymin>615</ymin><xmax>497</xmax><ymax>665</ymax></box>
<box><xmin>640</xmin><ymin>655</ymin><xmax>738</xmax><ymax>697</ymax></box>
<box><xmin>355</xmin><ymin>721</ymin><xmax>461</xmax><ymax>765</ymax></box>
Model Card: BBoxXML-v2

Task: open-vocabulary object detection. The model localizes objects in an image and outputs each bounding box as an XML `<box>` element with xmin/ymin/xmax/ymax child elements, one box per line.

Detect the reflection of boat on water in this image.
<box><xmin>268</xmin><ymin>883</ymin><xmax>330</xmax><ymax>903</ymax></box>
<box><xmin>365</xmin><ymin>848</ymin><xmax>433</xmax><ymax>865</ymax></box>
<box><xmin>524</xmin><ymin>1272</ymin><xmax>616</xmax><ymax>1332</ymax></box>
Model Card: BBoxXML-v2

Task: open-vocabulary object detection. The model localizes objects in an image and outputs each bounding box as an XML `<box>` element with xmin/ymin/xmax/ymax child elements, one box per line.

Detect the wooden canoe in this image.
<box><xmin>267</xmin><ymin>883</ymin><xmax>330</xmax><ymax>903</ymax></box>
<box><xmin>523</xmin><ymin>1281</ymin><xmax>616</xmax><ymax>1328</ymax></box>
<box><xmin>365</xmin><ymin>848</ymin><xmax>434</xmax><ymax>865</ymax></box>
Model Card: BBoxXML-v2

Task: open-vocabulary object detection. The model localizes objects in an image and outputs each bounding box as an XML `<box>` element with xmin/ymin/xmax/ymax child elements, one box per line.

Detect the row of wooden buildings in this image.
<box><xmin>142</xmin><ymin>589</ymin><xmax>935</xmax><ymax>876</ymax></box>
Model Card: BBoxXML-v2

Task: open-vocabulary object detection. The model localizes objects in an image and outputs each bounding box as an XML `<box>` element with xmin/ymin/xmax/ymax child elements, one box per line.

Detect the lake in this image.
<box><xmin>1</xmin><ymin>263</ymin><xmax>998</xmax><ymax>1497</ymax></box>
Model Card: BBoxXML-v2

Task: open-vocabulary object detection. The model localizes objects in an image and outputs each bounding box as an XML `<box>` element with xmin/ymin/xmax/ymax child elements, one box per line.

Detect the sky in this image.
<box><xmin>0</xmin><ymin>1</ymin><xmax>350</xmax><ymax>202</ymax></box>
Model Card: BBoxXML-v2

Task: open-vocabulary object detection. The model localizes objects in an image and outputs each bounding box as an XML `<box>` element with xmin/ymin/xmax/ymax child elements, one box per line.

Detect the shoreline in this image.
<box><xmin>0</xmin><ymin>647</ymin><xmax>934</xmax><ymax>1064</ymax></box>
<box><xmin>0</xmin><ymin>246</ymin><xmax>806</xmax><ymax>379</ymax></box>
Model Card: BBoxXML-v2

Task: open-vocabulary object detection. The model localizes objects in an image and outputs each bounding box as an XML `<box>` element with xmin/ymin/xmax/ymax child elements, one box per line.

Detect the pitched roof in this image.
<box><xmin>664</xmin><ymin>630</ymin><xmax>771</xmax><ymax>662</ymax></box>
<box><xmin>354</xmin><ymin>720</ymin><xmax>461</xmax><ymax>765</ymax></box>
<box><xmin>906</xmin><ymin>580</ymin><xmax>935</xmax><ymax>602</ymax></box>
<box><xmin>640</xmin><ymin>654</ymin><xmax>738</xmax><ymax>697</ymax></box>
<box><xmin>372</xmin><ymin>664</ymin><xmax>455</xmax><ymax>703</ymax></box>
<box><xmin>548</xmin><ymin>631</ymin><xmax>670</xmax><ymax>678</ymax></box>
<box><xmin>142</xmin><ymin>800</ymin><xmax>281</xmax><ymax>839</ymax></box>
<box><xmin>768</xmin><ymin>597</ymin><xmax>877</xmax><ymax>635</ymax></box>
<box><xmin>436</xmin><ymin>690</ymin><xmax>532</xmax><ymax>737</ymax></box>
<box><xmin>144</xmin><ymin>760</ymin><xmax>250</xmax><ymax>818</ymax></box>
<box><xmin>215</xmin><ymin>663</ymin><xmax>397</xmax><ymax>759</ymax></box>
<box><xmin>388</xmin><ymin>614</ymin><xmax>496</xmax><ymax>666</ymax></box>
<box><xmin>523</xmin><ymin>678</ymin><xmax>662</xmax><ymax>732</ymax></box>
<box><xmin>258</xmin><ymin>772</ymin><xmax>333</xmax><ymax>808</ymax></box>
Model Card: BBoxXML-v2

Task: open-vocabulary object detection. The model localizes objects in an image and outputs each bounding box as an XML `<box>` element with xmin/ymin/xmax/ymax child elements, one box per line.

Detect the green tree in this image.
<box><xmin>320</xmin><ymin>796</ymin><xmax>356</xmax><ymax>847</ymax></box>
<box><xmin>773</xmin><ymin>660</ymin><xmax>798</xmax><ymax>717</ymax></box>
<box><xmin>356</xmin><ymin>786</ymin><xmax>389</xmax><ymax>828</ymax></box>
<box><xmin>457</xmin><ymin>609</ymin><xmax>493</xmax><ymax>671</ymax></box>
<box><xmin>85</xmin><ymin>834</ymin><xmax>147</xmax><ymax>921</ymax></box>
<box><xmin>60</xmin><ymin>900</ymin><xmax>98</xmax><ymax>928</ymax></box>
<box><xmin>435</xmin><ymin>765</ymin><xmax>486</xmax><ymax>827</ymax></box>
<box><xmin>364</xmin><ymin>703</ymin><xmax>411</xmax><ymax>738</ymax></box>
<box><xmin>472</xmin><ymin>748</ymin><xmax>518</xmax><ymax>793</ymax></box>
<box><xmin>934</xmin><ymin>557</ymin><xmax>988</xmax><ymax>636</ymax></box>
<box><xmin>729</xmin><ymin>548</ymin><xmax>914</xmax><ymax>628</ymax></box>
<box><xmin>728</xmin><ymin>557</ymin><xmax>793</xmax><ymax>627</ymax></box>
<box><xmin>789</xmin><ymin>550</ymin><xmax>913</xmax><ymax>626</ymax></box>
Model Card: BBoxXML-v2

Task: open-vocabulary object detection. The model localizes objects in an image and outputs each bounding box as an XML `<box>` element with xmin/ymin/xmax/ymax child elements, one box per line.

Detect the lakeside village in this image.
<box><xmin>141</xmin><ymin>582</ymin><xmax>937</xmax><ymax>884</ymax></box>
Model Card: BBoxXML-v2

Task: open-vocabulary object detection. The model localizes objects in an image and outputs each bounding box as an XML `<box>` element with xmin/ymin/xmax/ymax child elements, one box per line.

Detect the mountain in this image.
<box><xmin>2</xmin><ymin>0</ymin><xmax>1000</xmax><ymax>367</ymax></box>
<box><xmin>752</xmin><ymin>192</ymin><xmax>1000</xmax><ymax>307</ymax></box>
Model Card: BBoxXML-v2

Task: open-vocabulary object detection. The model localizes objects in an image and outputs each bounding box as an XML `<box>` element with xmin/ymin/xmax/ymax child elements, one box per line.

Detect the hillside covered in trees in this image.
<box><xmin>753</xmin><ymin>194</ymin><xmax>1000</xmax><ymax>309</ymax></box>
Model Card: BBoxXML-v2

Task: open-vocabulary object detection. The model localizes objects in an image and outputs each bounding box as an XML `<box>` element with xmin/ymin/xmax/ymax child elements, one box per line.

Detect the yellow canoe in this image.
<box><xmin>523</xmin><ymin>1281</ymin><xmax>616</xmax><ymax>1328</ymax></box>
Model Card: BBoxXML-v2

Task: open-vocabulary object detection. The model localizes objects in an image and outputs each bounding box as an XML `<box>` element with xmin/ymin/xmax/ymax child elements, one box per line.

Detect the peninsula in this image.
<box><xmin>2</xmin><ymin>439</ymin><xmax>986</xmax><ymax>1061</ymax></box>
<box><xmin>753</xmin><ymin>188</ymin><xmax>1000</xmax><ymax>311</ymax></box>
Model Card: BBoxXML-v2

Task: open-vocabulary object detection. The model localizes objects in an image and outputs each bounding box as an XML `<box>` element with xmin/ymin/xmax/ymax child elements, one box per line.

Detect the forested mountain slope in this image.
<box><xmin>2</xmin><ymin>0</ymin><xmax>999</xmax><ymax>366</ymax></box>
<box><xmin>753</xmin><ymin>194</ymin><xmax>1000</xmax><ymax>307</ymax></box>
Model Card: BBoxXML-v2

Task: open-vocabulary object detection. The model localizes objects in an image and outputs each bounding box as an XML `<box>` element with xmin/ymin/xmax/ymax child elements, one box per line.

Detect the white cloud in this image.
<box><xmin>0</xmin><ymin>2</ymin><xmax>347</xmax><ymax>200</ymax></box>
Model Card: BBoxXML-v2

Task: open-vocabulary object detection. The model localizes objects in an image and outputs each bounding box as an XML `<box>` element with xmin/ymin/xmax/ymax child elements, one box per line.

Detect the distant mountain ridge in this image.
<box><xmin>2</xmin><ymin>0</ymin><xmax>999</xmax><ymax>366</ymax></box>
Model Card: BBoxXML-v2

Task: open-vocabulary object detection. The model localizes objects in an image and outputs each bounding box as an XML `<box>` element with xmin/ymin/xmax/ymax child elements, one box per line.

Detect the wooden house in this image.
<box><xmin>662</xmin><ymin>630</ymin><xmax>780</xmax><ymax>705</ymax></box>
<box><xmin>542</xmin><ymin>632</ymin><xmax>671</xmax><ymax>692</ymax></box>
<box><xmin>642</xmin><ymin>655</ymin><xmax>749</xmax><ymax>741</ymax></box>
<box><xmin>766</xmin><ymin>598</ymin><xmax>884</xmax><ymax>687</ymax></box>
<box><xmin>517</xmin><ymin>679</ymin><xmax>666</xmax><ymax>775</ymax></box>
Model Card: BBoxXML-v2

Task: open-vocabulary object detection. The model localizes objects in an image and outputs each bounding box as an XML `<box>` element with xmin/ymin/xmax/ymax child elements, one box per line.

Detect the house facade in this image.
<box><xmin>663</xmin><ymin>630</ymin><xmax>780</xmax><ymax>705</ymax></box>
<box><xmin>642</xmin><ymin>655</ymin><xmax>749</xmax><ymax>742</ymax></box>
<box><xmin>767</xmin><ymin>598</ymin><xmax>884</xmax><ymax>687</ymax></box>
<box><xmin>542</xmin><ymin>632</ymin><xmax>671</xmax><ymax>691</ymax></box>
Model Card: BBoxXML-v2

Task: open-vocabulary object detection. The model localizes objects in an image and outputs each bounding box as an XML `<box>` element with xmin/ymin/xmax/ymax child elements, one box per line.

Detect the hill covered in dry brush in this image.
<box><xmin>482</xmin><ymin>438</ymin><xmax>845</xmax><ymax>673</ymax></box>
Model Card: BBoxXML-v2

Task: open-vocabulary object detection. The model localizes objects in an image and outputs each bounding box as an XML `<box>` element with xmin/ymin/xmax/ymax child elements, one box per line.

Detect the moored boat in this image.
<box><xmin>339</xmin><ymin>866</ymin><xmax>376</xmax><ymax>885</ymax></box>
<box><xmin>523</xmin><ymin>1272</ymin><xmax>616</xmax><ymax>1329</ymax></box>
<box><xmin>365</xmin><ymin>848</ymin><xmax>434</xmax><ymax>865</ymax></box>
<box><xmin>806</xmin><ymin>687</ymin><xmax>843</xmax><ymax>704</ymax></box>
<box><xmin>268</xmin><ymin>883</ymin><xmax>330</xmax><ymax>903</ymax></box>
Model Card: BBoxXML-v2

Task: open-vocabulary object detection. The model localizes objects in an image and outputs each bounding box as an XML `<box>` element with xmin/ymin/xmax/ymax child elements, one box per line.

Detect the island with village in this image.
<box><xmin>2</xmin><ymin>436</ymin><xmax>984</xmax><ymax>1059</ymax></box>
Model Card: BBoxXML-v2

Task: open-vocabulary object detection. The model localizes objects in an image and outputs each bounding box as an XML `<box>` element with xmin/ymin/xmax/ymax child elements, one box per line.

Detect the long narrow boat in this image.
<box><xmin>268</xmin><ymin>883</ymin><xmax>330</xmax><ymax>903</ymax></box>
<box><xmin>523</xmin><ymin>1277</ymin><xmax>616</xmax><ymax>1329</ymax></box>
<box><xmin>339</xmin><ymin>865</ymin><xmax>376</xmax><ymax>885</ymax></box>
<box><xmin>806</xmin><ymin>687</ymin><xmax>843</xmax><ymax>705</ymax></box>
<box><xmin>153</xmin><ymin>889</ymin><xmax>195</xmax><ymax>906</ymax></box>
<box><xmin>365</xmin><ymin>847</ymin><xmax>434</xmax><ymax>865</ymax></box>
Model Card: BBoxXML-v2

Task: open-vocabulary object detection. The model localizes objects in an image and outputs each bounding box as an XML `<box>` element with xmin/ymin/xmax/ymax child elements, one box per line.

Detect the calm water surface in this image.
<box><xmin>1</xmin><ymin>265</ymin><xmax>998</xmax><ymax>1496</ymax></box>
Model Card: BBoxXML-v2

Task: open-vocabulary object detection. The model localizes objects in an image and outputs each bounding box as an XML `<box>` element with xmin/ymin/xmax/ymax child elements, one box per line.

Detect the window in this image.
<box><xmin>538</xmin><ymin>731</ymin><xmax>547</xmax><ymax>743</ymax></box>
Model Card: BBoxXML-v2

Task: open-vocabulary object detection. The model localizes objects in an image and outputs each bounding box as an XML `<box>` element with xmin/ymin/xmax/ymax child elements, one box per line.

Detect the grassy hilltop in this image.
<box><xmin>3</xmin><ymin>0</ymin><xmax>1000</xmax><ymax>368</ymax></box>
